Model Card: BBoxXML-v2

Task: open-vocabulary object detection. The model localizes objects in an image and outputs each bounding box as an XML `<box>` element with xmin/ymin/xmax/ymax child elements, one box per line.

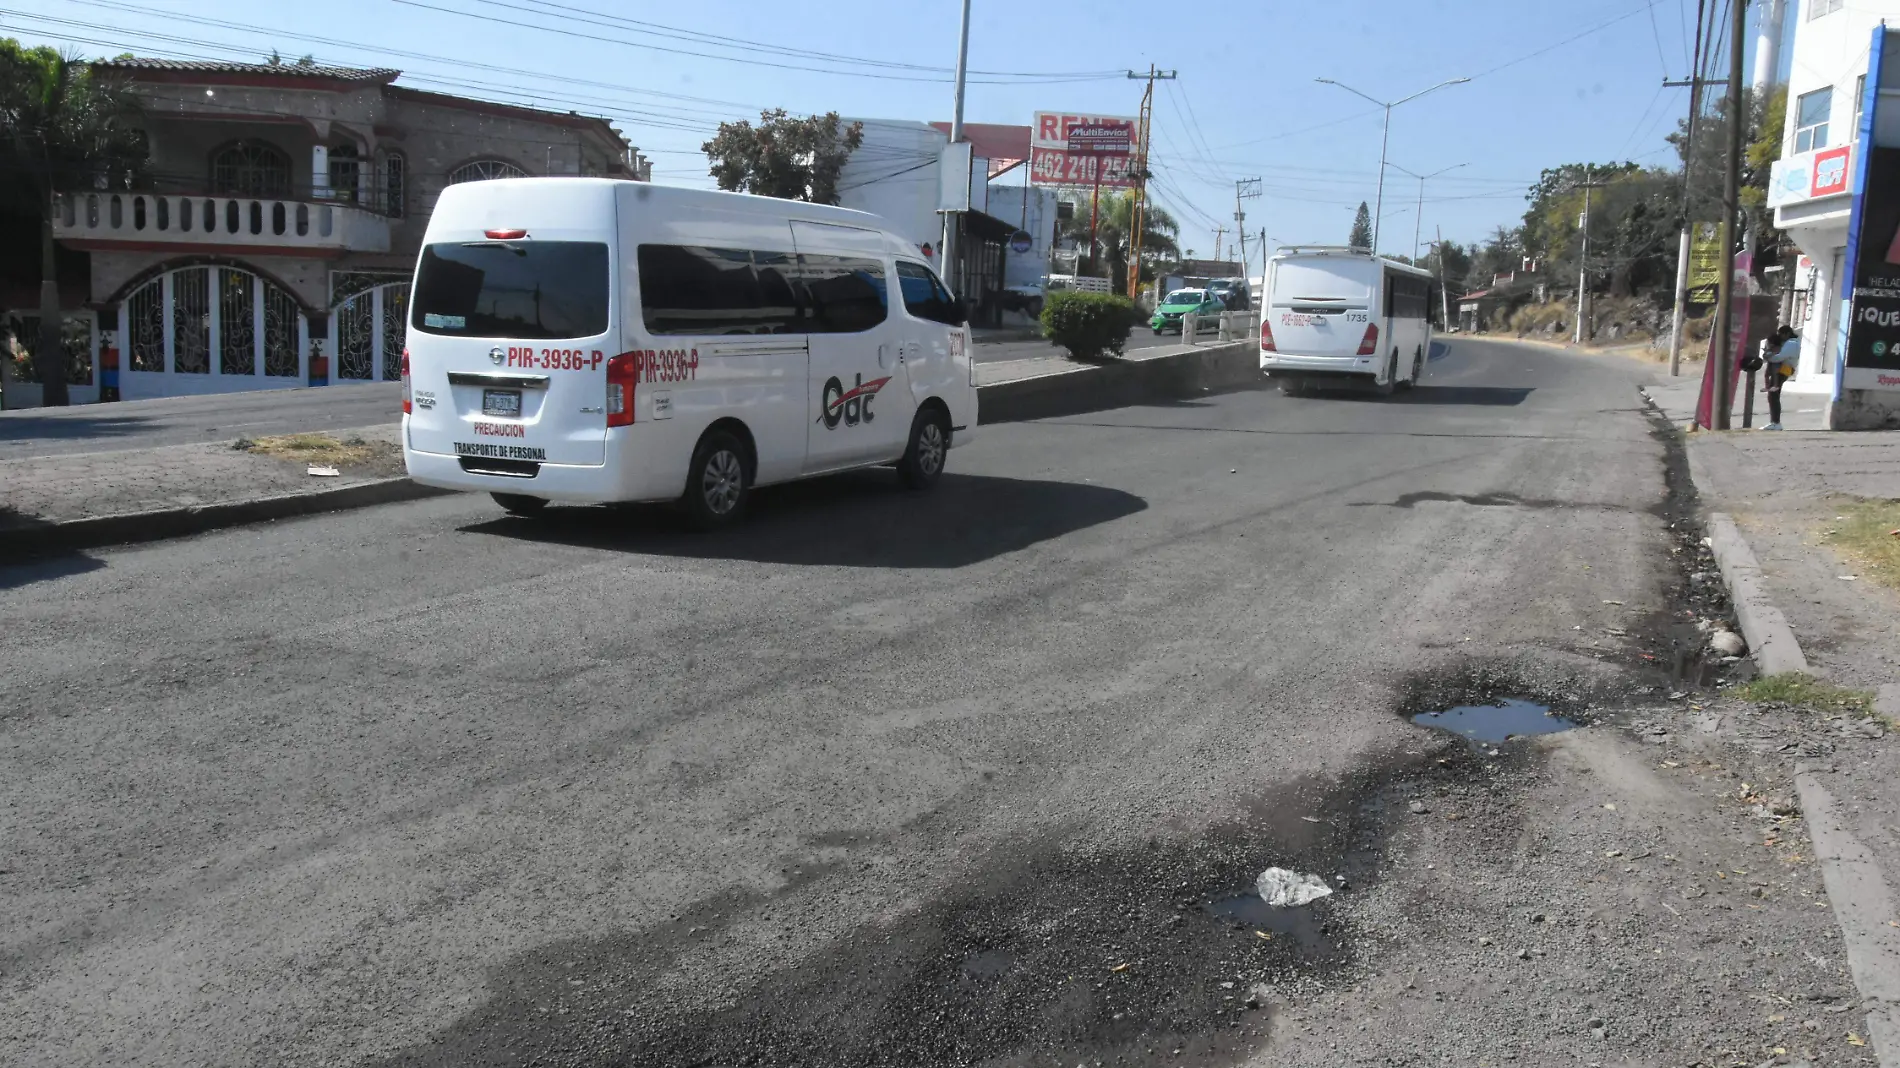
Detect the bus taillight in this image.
<box><xmin>1356</xmin><ymin>323</ymin><xmax>1380</xmax><ymax>357</ymax></box>
<box><xmin>1259</xmin><ymin>319</ymin><xmax>1276</xmax><ymax>352</ymax></box>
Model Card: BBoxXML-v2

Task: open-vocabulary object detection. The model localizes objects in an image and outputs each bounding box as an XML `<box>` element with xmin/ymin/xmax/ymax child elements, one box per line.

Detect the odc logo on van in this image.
<box><xmin>819</xmin><ymin>373</ymin><xmax>892</xmax><ymax>429</ymax></box>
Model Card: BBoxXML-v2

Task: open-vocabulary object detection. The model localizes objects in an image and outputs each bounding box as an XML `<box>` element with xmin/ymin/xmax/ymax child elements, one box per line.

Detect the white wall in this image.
<box><xmin>1784</xmin><ymin>0</ymin><xmax>1893</xmax><ymax>156</ymax></box>
<box><xmin>837</xmin><ymin>119</ymin><xmax>948</xmax><ymax>258</ymax></box>
<box><xmin>983</xmin><ymin>182</ymin><xmax>1060</xmax><ymax>288</ymax></box>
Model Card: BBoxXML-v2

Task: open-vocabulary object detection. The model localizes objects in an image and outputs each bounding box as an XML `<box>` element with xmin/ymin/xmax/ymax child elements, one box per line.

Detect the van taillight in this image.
<box><xmin>400</xmin><ymin>348</ymin><xmax>411</xmax><ymax>414</ymax></box>
<box><xmin>1259</xmin><ymin>319</ymin><xmax>1276</xmax><ymax>352</ymax></box>
<box><xmin>605</xmin><ymin>351</ymin><xmax>637</xmax><ymax>427</ymax></box>
<box><xmin>1356</xmin><ymin>323</ymin><xmax>1380</xmax><ymax>357</ymax></box>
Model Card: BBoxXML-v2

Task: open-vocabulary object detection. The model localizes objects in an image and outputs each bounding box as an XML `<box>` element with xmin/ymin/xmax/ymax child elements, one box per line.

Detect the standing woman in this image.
<box><xmin>1762</xmin><ymin>325</ymin><xmax>1799</xmax><ymax>430</ymax></box>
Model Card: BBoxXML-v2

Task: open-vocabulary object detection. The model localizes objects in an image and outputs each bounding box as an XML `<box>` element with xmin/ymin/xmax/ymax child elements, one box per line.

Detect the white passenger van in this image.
<box><xmin>401</xmin><ymin>179</ymin><xmax>977</xmax><ymax>528</ymax></box>
<box><xmin>1258</xmin><ymin>246</ymin><xmax>1435</xmax><ymax>395</ymax></box>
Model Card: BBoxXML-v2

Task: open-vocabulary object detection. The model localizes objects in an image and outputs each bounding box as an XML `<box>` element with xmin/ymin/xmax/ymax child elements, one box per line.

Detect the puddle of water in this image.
<box><xmin>1205</xmin><ymin>894</ymin><xmax>1334</xmax><ymax>954</ymax></box>
<box><xmin>1410</xmin><ymin>698</ymin><xmax>1577</xmax><ymax>745</ymax></box>
<box><xmin>959</xmin><ymin>948</ymin><xmax>1017</xmax><ymax>981</ymax></box>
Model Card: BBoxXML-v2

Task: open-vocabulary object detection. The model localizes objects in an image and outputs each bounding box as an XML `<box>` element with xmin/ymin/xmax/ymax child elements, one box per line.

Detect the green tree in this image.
<box><xmin>1059</xmin><ymin>189</ymin><xmax>1178</xmax><ymax>287</ymax></box>
<box><xmin>1467</xmin><ymin>226</ymin><xmax>1524</xmax><ymax>291</ymax></box>
<box><xmin>0</xmin><ymin>42</ymin><xmax>146</xmax><ymax>405</ymax></box>
<box><xmin>1521</xmin><ymin>162</ymin><xmax>1678</xmax><ymax>297</ymax></box>
<box><xmin>702</xmin><ymin>109</ymin><xmax>864</xmax><ymax>204</ymax></box>
<box><xmin>1425</xmin><ymin>240</ymin><xmax>1473</xmax><ymax>292</ymax></box>
<box><xmin>1349</xmin><ymin>201</ymin><xmax>1372</xmax><ymax>250</ymax></box>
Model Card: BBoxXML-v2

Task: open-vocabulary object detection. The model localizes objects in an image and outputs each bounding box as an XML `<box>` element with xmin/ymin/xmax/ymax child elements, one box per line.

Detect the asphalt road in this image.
<box><xmin>2</xmin><ymin>339</ymin><xmax>1859</xmax><ymax>1067</ymax></box>
<box><xmin>0</xmin><ymin>337</ymin><xmax>1178</xmax><ymax>462</ymax></box>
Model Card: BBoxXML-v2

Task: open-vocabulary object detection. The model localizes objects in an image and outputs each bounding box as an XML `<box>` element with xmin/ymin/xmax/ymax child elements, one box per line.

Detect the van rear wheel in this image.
<box><xmin>491</xmin><ymin>492</ymin><xmax>548</xmax><ymax>516</ymax></box>
<box><xmin>683</xmin><ymin>430</ymin><xmax>749</xmax><ymax>531</ymax></box>
<box><xmin>898</xmin><ymin>406</ymin><xmax>950</xmax><ymax>490</ymax></box>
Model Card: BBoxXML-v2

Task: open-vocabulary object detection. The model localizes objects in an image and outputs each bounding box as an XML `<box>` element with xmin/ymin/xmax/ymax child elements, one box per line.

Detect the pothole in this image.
<box><xmin>1204</xmin><ymin>893</ymin><xmax>1335</xmax><ymax>955</ymax></box>
<box><xmin>1410</xmin><ymin>699</ymin><xmax>1579</xmax><ymax>746</ymax></box>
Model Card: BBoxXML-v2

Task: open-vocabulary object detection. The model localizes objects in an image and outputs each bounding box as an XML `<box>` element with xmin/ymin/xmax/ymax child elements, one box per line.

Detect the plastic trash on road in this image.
<box><xmin>307</xmin><ymin>465</ymin><xmax>341</xmax><ymax>477</ymax></box>
<box><xmin>1255</xmin><ymin>867</ymin><xmax>1333</xmax><ymax>907</ymax></box>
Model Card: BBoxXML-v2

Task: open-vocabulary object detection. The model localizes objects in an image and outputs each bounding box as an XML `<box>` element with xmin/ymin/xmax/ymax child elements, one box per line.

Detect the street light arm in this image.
<box><xmin>1426</xmin><ymin>162</ymin><xmax>1470</xmax><ymax>180</ymax></box>
<box><xmin>1313</xmin><ymin>77</ymin><xmax>1387</xmax><ymax>109</ymax></box>
<box><xmin>1390</xmin><ymin>76</ymin><xmax>1471</xmax><ymax>107</ymax></box>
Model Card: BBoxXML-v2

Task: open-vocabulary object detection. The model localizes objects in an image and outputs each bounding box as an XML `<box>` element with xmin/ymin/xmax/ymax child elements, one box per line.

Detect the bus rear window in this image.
<box><xmin>411</xmin><ymin>241</ymin><xmax>609</xmax><ymax>339</ymax></box>
<box><xmin>1271</xmin><ymin>261</ymin><xmax>1372</xmax><ymax>302</ymax></box>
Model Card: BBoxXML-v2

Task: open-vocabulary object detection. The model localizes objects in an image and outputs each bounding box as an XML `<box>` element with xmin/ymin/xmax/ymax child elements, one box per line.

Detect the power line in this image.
<box><xmin>1469</xmin><ymin>0</ymin><xmax>1669</xmax><ymax>84</ymax></box>
<box><xmin>494</xmin><ymin>0</ymin><xmax>1125</xmax><ymax>79</ymax></box>
<box><xmin>1645</xmin><ymin>0</ymin><xmax>1672</xmax><ymax>74</ymax></box>
<box><xmin>390</xmin><ymin>0</ymin><xmax>1128</xmax><ymax>84</ymax></box>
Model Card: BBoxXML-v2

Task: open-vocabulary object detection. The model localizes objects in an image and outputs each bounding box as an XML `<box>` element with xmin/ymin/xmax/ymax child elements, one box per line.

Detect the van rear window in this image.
<box><xmin>411</xmin><ymin>241</ymin><xmax>609</xmax><ymax>340</ymax></box>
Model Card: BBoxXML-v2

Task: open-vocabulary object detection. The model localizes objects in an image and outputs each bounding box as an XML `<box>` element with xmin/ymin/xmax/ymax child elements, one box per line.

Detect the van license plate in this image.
<box><xmin>482</xmin><ymin>389</ymin><xmax>521</xmax><ymax>417</ymax></box>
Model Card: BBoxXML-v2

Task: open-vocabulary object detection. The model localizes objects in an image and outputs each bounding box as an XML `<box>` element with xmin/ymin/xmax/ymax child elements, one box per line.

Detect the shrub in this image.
<box><xmin>1041</xmin><ymin>291</ymin><xmax>1139</xmax><ymax>362</ymax></box>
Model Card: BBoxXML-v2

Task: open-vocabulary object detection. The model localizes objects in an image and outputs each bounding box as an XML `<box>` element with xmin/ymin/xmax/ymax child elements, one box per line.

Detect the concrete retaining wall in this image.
<box><xmin>977</xmin><ymin>341</ymin><xmax>1260</xmax><ymax>424</ymax></box>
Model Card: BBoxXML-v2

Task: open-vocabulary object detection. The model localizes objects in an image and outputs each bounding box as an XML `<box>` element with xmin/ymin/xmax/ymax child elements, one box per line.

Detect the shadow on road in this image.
<box><xmin>463</xmin><ymin>471</ymin><xmax>1147</xmax><ymax>568</ymax></box>
<box><xmin>0</xmin><ymin>508</ymin><xmax>107</xmax><ymax>589</ymax></box>
<box><xmin>1311</xmin><ymin>384</ymin><xmax>1533</xmax><ymax>407</ymax></box>
<box><xmin>0</xmin><ymin>412</ymin><xmax>159</xmax><ymax>444</ymax></box>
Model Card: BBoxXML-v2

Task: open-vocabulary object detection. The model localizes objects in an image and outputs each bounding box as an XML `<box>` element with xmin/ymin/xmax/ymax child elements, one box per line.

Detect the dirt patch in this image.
<box><xmin>235</xmin><ymin>433</ymin><xmax>403</xmax><ymax>477</ymax></box>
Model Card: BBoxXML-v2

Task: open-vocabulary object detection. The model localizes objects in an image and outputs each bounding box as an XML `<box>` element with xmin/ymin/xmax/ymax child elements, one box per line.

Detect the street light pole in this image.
<box><xmin>1387</xmin><ymin>161</ymin><xmax>1467</xmax><ymax>260</ymax></box>
<box><xmin>1316</xmin><ymin>76</ymin><xmax>1469</xmax><ymax>255</ymax></box>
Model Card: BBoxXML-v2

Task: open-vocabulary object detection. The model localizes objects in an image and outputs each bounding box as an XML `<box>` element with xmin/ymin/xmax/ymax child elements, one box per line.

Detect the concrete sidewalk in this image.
<box><xmin>1646</xmin><ymin>359</ymin><xmax>1900</xmax><ymax>1063</ymax></box>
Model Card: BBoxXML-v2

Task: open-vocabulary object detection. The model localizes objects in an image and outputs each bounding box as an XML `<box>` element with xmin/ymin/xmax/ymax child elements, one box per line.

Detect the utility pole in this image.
<box><xmin>1435</xmin><ymin>225</ymin><xmax>1451</xmax><ymax>328</ymax></box>
<box><xmin>1711</xmin><ymin>0</ymin><xmax>1747</xmax><ymax>429</ymax></box>
<box><xmin>1235</xmin><ymin>177</ymin><xmax>1261</xmax><ymax>280</ymax></box>
<box><xmin>1211</xmin><ymin>225</ymin><xmax>1229</xmax><ymax>263</ymax></box>
<box><xmin>1125</xmin><ymin>67</ymin><xmax>1178</xmax><ymax>299</ymax></box>
<box><xmin>1574</xmin><ymin>165</ymin><xmax>1603</xmax><ymax>344</ymax></box>
<box><xmin>1665</xmin><ymin>59</ymin><xmax>1722</xmax><ymax>375</ymax></box>
<box><xmin>941</xmin><ymin>0</ymin><xmax>973</xmax><ymax>299</ymax></box>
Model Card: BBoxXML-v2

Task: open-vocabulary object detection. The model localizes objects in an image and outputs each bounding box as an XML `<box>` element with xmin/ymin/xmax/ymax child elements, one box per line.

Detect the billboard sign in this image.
<box><xmin>1687</xmin><ymin>223</ymin><xmax>1723</xmax><ymax>302</ymax></box>
<box><xmin>1841</xmin><ymin>146</ymin><xmax>1900</xmax><ymax>390</ymax></box>
<box><xmin>1767</xmin><ymin>144</ymin><xmax>1856</xmax><ymax>209</ymax></box>
<box><xmin>1031</xmin><ymin>111</ymin><xmax>1140</xmax><ymax>187</ymax></box>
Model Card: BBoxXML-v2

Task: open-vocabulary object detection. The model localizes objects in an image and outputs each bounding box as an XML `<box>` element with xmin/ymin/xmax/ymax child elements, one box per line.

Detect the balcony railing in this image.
<box><xmin>52</xmin><ymin>191</ymin><xmax>391</xmax><ymax>254</ymax></box>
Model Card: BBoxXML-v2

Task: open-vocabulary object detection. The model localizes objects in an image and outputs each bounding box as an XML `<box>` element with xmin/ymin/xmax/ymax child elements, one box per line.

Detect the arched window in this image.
<box><xmin>328</xmin><ymin>143</ymin><xmax>361</xmax><ymax>203</ymax></box>
<box><xmin>210</xmin><ymin>140</ymin><xmax>292</xmax><ymax>198</ymax></box>
<box><xmin>381</xmin><ymin>150</ymin><xmax>406</xmax><ymax>218</ymax></box>
<box><xmin>448</xmin><ymin>159</ymin><xmax>528</xmax><ymax>185</ymax></box>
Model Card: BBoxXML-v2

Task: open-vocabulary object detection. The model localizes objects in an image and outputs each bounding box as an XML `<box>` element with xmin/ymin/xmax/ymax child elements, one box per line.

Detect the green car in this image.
<box><xmin>1150</xmin><ymin>289</ymin><xmax>1225</xmax><ymax>334</ymax></box>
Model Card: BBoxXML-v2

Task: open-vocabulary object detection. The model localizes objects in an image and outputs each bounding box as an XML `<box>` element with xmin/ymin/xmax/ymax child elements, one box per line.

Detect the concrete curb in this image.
<box><xmin>0</xmin><ymin>477</ymin><xmax>448</xmax><ymax>557</ymax></box>
<box><xmin>1704</xmin><ymin>512</ymin><xmax>1812</xmax><ymax>677</ymax></box>
<box><xmin>977</xmin><ymin>340</ymin><xmax>1258</xmax><ymax>424</ymax></box>
<box><xmin>1793</xmin><ymin>770</ymin><xmax>1900</xmax><ymax>1066</ymax></box>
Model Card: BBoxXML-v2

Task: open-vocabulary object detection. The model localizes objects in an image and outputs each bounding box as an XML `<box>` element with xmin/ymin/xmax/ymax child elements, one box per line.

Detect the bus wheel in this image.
<box><xmin>491</xmin><ymin>493</ymin><xmax>548</xmax><ymax>516</ymax></box>
<box><xmin>1399</xmin><ymin>348</ymin><xmax>1423</xmax><ymax>390</ymax></box>
<box><xmin>1374</xmin><ymin>349</ymin><xmax>1399</xmax><ymax>396</ymax></box>
<box><xmin>1278</xmin><ymin>377</ymin><xmax>1305</xmax><ymax>396</ymax></box>
<box><xmin>684</xmin><ymin>430</ymin><xmax>750</xmax><ymax>530</ymax></box>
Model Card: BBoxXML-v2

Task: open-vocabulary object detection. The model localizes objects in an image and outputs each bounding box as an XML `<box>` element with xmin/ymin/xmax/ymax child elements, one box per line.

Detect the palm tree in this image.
<box><xmin>0</xmin><ymin>42</ymin><xmax>146</xmax><ymax>405</ymax></box>
<box><xmin>1061</xmin><ymin>190</ymin><xmax>1180</xmax><ymax>289</ymax></box>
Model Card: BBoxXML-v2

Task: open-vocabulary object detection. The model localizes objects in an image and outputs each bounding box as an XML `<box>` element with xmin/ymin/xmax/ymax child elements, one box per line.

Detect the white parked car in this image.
<box><xmin>401</xmin><ymin>179</ymin><xmax>978</xmax><ymax>528</ymax></box>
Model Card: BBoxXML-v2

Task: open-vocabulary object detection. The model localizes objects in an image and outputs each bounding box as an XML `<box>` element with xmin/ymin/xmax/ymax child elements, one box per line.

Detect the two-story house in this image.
<box><xmin>35</xmin><ymin>58</ymin><xmax>647</xmax><ymax>404</ymax></box>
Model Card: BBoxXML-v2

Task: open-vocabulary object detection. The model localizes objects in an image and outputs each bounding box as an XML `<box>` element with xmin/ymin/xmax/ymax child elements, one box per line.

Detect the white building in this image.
<box><xmin>836</xmin><ymin>119</ymin><xmax>1058</xmax><ymax>323</ymax></box>
<box><xmin>1769</xmin><ymin>0</ymin><xmax>1897</xmax><ymax>421</ymax></box>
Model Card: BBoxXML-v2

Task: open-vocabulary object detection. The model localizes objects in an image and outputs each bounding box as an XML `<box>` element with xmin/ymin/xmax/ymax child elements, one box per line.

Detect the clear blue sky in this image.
<box><xmin>11</xmin><ymin>0</ymin><xmax>1790</xmax><ymax>267</ymax></box>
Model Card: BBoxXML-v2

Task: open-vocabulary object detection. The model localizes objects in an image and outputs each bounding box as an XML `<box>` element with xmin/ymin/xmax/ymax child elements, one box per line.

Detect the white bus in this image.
<box><xmin>401</xmin><ymin>179</ymin><xmax>978</xmax><ymax>529</ymax></box>
<box><xmin>1258</xmin><ymin>246</ymin><xmax>1436</xmax><ymax>395</ymax></box>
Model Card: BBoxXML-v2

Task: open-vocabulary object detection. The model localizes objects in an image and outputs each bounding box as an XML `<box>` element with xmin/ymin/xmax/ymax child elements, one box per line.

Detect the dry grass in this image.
<box><xmin>1819</xmin><ymin>498</ymin><xmax>1900</xmax><ymax>592</ymax></box>
<box><xmin>235</xmin><ymin>433</ymin><xmax>379</xmax><ymax>467</ymax></box>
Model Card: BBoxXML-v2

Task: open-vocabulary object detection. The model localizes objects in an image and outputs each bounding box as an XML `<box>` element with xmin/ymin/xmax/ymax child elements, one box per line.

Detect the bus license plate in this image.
<box><xmin>482</xmin><ymin>389</ymin><xmax>521</xmax><ymax>417</ymax></box>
